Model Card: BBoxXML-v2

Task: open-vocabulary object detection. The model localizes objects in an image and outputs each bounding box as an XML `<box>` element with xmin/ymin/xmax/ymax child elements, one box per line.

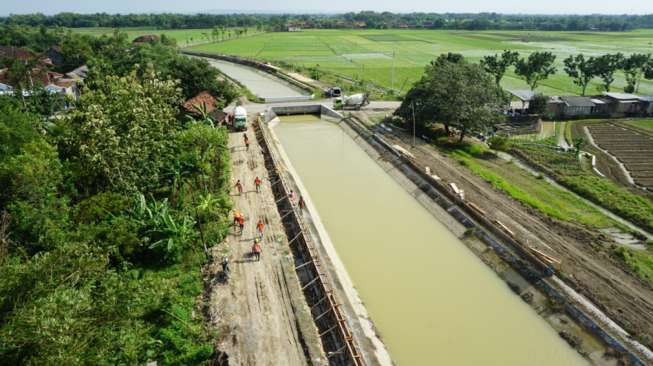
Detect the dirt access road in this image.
<box><xmin>203</xmin><ymin>124</ymin><xmax>324</xmax><ymax>366</ymax></box>
<box><xmin>358</xmin><ymin>114</ymin><xmax>653</xmax><ymax>353</ymax></box>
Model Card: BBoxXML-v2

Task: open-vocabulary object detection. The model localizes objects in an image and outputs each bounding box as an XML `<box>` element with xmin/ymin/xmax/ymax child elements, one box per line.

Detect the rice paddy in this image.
<box><xmin>186</xmin><ymin>28</ymin><xmax>653</xmax><ymax>96</ymax></box>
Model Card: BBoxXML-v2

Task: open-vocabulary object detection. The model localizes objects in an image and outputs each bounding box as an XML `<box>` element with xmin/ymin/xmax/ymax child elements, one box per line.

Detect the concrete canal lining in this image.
<box><xmin>197</xmin><ymin>56</ymin><xmax>311</xmax><ymax>102</ymax></box>
<box><xmin>267</xmin><ymin>112</ymin><xmax>587</xmax><ymax>365</ymax></box>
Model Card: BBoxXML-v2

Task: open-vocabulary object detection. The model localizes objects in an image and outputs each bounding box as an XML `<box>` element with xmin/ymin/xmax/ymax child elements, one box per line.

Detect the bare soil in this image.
<box><xmin>361</xmin><ymin>113</ymin><xmax>653</xmax><ymax>351</ymax></box>
<box><xmin>203</xmin><ymin>124</ymin><xmax>324</xmax><ymax>366</ymax></box>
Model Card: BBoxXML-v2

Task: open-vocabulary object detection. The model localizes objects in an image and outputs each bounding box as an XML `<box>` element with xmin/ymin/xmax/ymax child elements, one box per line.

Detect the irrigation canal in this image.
<box><xmin>205</xmin><ymin>56</ymin><xmax>589</xmax><ymax>365</ymax></box>
<box><xmin>273</xmin><ymin>115</ymin><xmax>586</xmax><ymax>365</ymax></box>
<box><xmin>199</xmin><ymin>57</ymin><xmax>309</xmax><ymax>101</ymax></box>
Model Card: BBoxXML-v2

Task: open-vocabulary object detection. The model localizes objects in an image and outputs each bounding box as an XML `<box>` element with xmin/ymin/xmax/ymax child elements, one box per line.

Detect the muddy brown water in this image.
<box><xmin>274</xmin><ymin>116</ymin><xmax>587</xmax><ymax>366</ymax></box>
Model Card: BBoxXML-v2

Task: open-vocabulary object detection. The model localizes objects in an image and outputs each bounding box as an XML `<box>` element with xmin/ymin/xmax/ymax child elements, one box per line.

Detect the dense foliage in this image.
<box><xmin>396</xmin><ymin>54</ymin><xmax>506</xmax><ymax>141</ymax></box>
<box><xmin>2</xmin><ymin>12</ymin><xmax>653</xmax><ymax>31</ymax></box>
<box><xmin>0</xmin><ymin>31</ymin><xmax>234</xmax><ymax>365</ymax></box>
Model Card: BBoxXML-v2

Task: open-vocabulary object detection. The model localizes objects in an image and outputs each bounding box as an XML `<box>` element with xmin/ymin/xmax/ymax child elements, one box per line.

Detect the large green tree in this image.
<box><xmin>563</xmin><ymin>54</ymin><xmax>597</xmax><ymax>96</ymax></box>
<box><xmin>593</xmin><ymin>53</ymin><xmax>624</xmax><ymax>92</ymax></box>
<box><xmin>622</xmin><ymin>53</ymin><xmax>651</xmax><ymax>93</ymax></box>
<box><xmin>481</xmin><ymin>50</ymin><xmax>520</xmax><ymax>86</ymax></box>
<box><xmin>397</xmin><ymin>55</ymin><xmax>506</xmax><ymax>142</ymax></box>
<box><xmin>515</xmin><ymin>52</ymin><xmax>557</xmax><ymax>91</ymax></box>
<box><xmin>58</xmin><ymin>67</ymin><xmax>181</xmax><ymax>194</ymax></box>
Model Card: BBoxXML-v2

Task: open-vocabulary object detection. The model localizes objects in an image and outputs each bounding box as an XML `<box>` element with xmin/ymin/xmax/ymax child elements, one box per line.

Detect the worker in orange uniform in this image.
<box><xmin>235</xmin><ymin>179</ymin><xmax>243</xmax><ymax>195</ymax></box>
<box><xmin>256</xmin><ymin>219</ymin><xmax>265</xmax><ymax>239</ymax></box>
<box><xmin>233</xmin><ymin>210</ymin><xmax>241</xmax><ymax>226</ymax></box>
<box><xmin>252</xmin><ymin>239</ymin><xmax>262</xmax><ymax>261</ymax></box>
<box><xmin>237</xmin><ymin>215</ymin><xmax>245</xmax><ymax>235</ymax></box>
<box><xmin>254</xmin><ymin>176</ymin><xmax>262</xmax><ymax>193</ymax></box>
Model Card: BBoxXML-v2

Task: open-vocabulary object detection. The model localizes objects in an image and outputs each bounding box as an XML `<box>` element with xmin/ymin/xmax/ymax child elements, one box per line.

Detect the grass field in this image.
<box><xmin>624</xmin><ymin>118</ymin><xmax>653</xmax><ymax>131</ymax></box>
<box><xmin>187</xmin><ymin>28</ymin><xmax>653</xmax><ymax>96</ymax></box>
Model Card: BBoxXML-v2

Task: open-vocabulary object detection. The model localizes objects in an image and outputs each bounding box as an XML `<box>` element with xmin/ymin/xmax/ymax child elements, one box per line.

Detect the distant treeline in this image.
<box><xmin>2</xmin><ymin>11</ymin><xmax>653</xmax><ymax>31</ymax></box>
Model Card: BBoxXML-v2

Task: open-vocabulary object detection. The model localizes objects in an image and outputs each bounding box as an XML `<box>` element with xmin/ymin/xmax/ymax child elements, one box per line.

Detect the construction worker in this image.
<box><xmin>254</xmin><ymin>176</ymin><xmax>262</xmax><ymax>193</ymax></box>
<box><xmin>221</xmin><ymin>256</ymin><xmax>230</xmax><ymax>281</ymax></box>
<box><xmin>298</xmin><ymin>196</ymin><xmax>306</xmax><ymax>210</ymax></box>
<box><xmin>237</xmin><ymin>215</ymin><xmax>245</xmax><ymax>235</ymax></box>
<box><xmin>256</xmin><ymin>219</ymin><xmax>265</xmax><ymax>239</ymax></box>
<box><xmin>289</xmin><ymin>190</ymin><xmax>296</xmax><ymax>204</ymax></box>
<box><xmin>233</xmin><ymin>210</ymin><xmax>241</xmax><ymax>226</ymax></box>
<box><xmin>243</xmin><ymin>133</ymin><xmax>250</xmax><ymax>151</ymax></box>
<box><xmin>252</xmin><ymin>239</ymin><xmax>262</xmax><ymax>261</ymax></box>
<box><xmin>235</xmin><ymin>179</ymin><xmax>243</xmax><ymax>195</ymax></box>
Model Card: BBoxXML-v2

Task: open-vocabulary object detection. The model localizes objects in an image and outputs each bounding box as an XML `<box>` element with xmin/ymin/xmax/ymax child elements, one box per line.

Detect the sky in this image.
<box><xmin>1</xmin><ymin>0</ymin><xmax>653</xmax><ymax>16</ymax></box>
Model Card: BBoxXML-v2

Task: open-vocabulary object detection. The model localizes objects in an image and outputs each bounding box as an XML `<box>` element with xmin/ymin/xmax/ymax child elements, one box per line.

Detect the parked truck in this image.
<box><xmin>333</xmin><ymin>93</ymin><xmax>369</xmax><ymax>110</ymax></box>
<box><xmin>233</xmin><ymin>106</ymin><xmax>248</xmax><ymax>131</ymax></box>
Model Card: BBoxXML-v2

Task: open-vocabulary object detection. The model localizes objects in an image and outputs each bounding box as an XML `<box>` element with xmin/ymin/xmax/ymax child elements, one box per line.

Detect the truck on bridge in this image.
<box><xmin>333</xmin><ymin>93</ymin><xmax>370</xmax><ymax>110</ymax></box>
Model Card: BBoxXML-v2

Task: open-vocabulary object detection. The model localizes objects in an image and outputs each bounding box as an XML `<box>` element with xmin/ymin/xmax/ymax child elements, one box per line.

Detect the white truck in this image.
<box><xmin>333</xmin><ymin>93</ymin><xmax>370</xmax><ymax>110</ymax></box>
<box><xmin>233</xmin><ymin>106</ymin><xmax>248</xmax><ymax>131</ymax></box>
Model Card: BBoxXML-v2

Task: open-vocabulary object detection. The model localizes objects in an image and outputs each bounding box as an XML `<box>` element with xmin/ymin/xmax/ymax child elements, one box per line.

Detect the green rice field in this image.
<box><xmin>72</xmin><ymin>27</ymin><xmax>260</xmax><ymax>47</ymax></box>
<box><xmin>186</xmin><ymin>28</ymin><xmax>653</xmax><ymax>96</ymax></box>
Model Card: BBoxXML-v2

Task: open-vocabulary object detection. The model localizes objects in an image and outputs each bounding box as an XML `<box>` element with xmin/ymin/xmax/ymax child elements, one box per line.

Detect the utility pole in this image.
<box><xmin>391</xmin><ymin>50</ymin><xmax>396</xmax><ymax>93</ymax></box>
<box><xmin>411</xmin><ymin>101</ymin><xmax>416</xmax><ymax>148</ymax></box>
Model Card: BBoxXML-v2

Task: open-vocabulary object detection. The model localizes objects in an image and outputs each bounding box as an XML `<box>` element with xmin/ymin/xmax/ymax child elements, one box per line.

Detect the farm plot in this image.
<box><xmin>588</xmin><ymin>123</ymin><xmax>653</xmax><ymax>190</ymax></box>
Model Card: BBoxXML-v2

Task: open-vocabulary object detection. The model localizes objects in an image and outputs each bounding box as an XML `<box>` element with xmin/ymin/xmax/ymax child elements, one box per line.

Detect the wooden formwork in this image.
<box><xmin>255</xmin><ymin>119</ymin><xmax>364</xmax><ymax>366</ymax></box>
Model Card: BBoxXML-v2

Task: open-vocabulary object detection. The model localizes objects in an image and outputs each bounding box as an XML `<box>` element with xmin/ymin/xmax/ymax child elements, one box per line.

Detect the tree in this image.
<box><xmin>397</xmin><ymin>55</ymin><xmax>506</xmax><ymax>142</ymax></box>
<box><xmin>515</xmin><ymin>52</ymin><xmax>557</xmax><ymax>90</ymax></box>
<box><xmin>646</xmin><ymin>59</ymin><xmax>653</xmax><ymax>80</ymax></box>
<box><xmin>481</xmin><ymin>50</ymin><xmax>519</xmax><ymax>86</ymax></box>
<box><xmin>58</xmin><ymin>67</ymin><xmax>181</xmax><ymax>194</ymax></box>
<box><xmin>528</xmin><ymin>94</ymin><xmax>548</xmax><ymax>115</ymax></box>
<box><xmin>563</xmin><ymin>54</ymin><xmax>597</xmax><ymax>96</ymax></box>
<box><xmin>593</xmin><ymin>53</ymin><xmax>624</xmax><ymax>92</ymax></box>
<box><xmin>622</xmin><ymin>53</ymin><xmax>651</xmax><ymax>93</ymax></box>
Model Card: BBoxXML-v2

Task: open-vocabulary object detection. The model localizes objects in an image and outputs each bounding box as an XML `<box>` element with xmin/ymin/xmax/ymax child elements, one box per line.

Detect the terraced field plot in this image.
<box><xmin>588</xmin><ymin>123</ymin><xmax>653</xmax><ymax>190</ymax></box>
<box><xmin>188</xmin><ymin>28</ymin><xmax>653</xmax><ymax>95</ymax></box>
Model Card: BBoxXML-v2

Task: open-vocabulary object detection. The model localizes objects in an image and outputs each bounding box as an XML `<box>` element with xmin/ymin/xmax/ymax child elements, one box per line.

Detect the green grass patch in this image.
<box><xmin>449</xmin><ymin>148</ymin><xmax>617</xmax><ymax>228</ymax></box>
<box><xmin>614</xmin><ymin>247</ymin><xmax>653</xmax><ymax>284</ymax></box>
<box><xmin>623</xmin><ymin>118</ymin><xmax>653</xmax><ymax>132</ymax></box>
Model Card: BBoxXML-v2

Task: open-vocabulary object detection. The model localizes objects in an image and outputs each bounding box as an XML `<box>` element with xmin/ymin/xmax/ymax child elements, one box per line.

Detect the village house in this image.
<box><xmin>603</xmin><ymin>92</ymin><xmax>641</xmax><ymax>116</ymax></box>
<box><xmin>639</xmin><ymin>96</ymin><xmax>653</xmax><ymax>116</ymax></box>
<box><xmin>182</xmin><ymin>91</ymin><xmax>227</xmax><ymax>124</ymax></box>
<box><xmin>507</xmin><ymin>89</ymin><xmax>534</xmax><ymax>114</ymax></box>
<box><xmin>559</xmin><ymin>96</ymin><xmax>596</xmax><ymax>117</ymax></box>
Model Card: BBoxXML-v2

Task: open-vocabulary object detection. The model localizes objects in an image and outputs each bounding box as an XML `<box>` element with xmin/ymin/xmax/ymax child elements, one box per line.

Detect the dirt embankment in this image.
<box><xmin>202</xmin><ymin>125</ymin><xmax>325</xmax><ymax>366</ymax></box>
<box><xmin>373</xmin><ymin>123</ymin><xmax>653</xmax><ymax>351</ymax></box>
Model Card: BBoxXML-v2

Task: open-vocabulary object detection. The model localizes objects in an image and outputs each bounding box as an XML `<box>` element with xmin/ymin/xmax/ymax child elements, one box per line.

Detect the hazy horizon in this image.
<box><xmin>1</xmin><ymin>0</ymin><xmax>653</xmax><ymax>17</ymax></box>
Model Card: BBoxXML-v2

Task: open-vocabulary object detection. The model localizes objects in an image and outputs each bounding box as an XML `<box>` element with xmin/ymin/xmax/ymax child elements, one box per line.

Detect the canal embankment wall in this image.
<box><xmin>257</xmin><ymin>109</ymin><xmax>394</xmax><ymax>366</ymax></box>
<box><xmin>182</xmin><ymin>51</ymin><xmax>315</xmax><ymax>102</ymax></box>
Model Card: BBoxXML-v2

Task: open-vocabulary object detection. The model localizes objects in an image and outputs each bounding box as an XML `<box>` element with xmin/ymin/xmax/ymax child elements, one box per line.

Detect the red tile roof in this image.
<box><xmin>183</xmin><ymin>91</ymin><xmax>218</xmax><ymax>115</ymax></box>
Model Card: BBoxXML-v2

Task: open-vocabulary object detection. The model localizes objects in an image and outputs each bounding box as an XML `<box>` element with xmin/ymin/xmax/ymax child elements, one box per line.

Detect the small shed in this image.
<box><xmin>508</xmin><ymin>89</ymin><xmax>535</xmax><ymax>113</ymax></box>
<box><xmin>560</xmin><ymin>96</ymin><xmax>596</xmax><ymax>117</ymax></box>
<box><xmin>132</xmin><ymin>35</ymin><xmax>160</xmax><ymax>44</ymax></box>
<box><xmin>547</xmin><ymin>96</ymin><xmax>565</xmax><ymax>117</ymax></box>
<box><xmin>603</xmin><ymin>92</ymin><xmax>641</xmax><ymax>115</ymax></box>
<box><xmin>638</xmin><ymin>96</ymin><xmax>653</xmax><ymax>116</ymax></box>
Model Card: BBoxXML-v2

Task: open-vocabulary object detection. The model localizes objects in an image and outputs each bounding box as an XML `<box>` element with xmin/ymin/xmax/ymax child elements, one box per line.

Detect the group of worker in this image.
<box><xmin>223</xmin><ymin>129</ymin><xmax>308</xmax><ymax>278</ymax></box>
